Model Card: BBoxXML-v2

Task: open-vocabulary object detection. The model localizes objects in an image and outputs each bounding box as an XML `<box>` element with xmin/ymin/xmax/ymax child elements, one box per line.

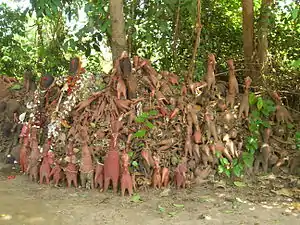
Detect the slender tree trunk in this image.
<box><xmin>241</xmin><ymin>0</ymin><xmax>254</xmax><ymax>79</ymax></box>
<box><xmin>186</xmin><ymin>0</ymin><xmax>202</xmax><ymax>84</ymax></box>
<box><xmin>257</xmin><ymin>0</ymin><xmax>273</xmax><ymax>76</ymax></box>
<box><xmin>172</xmin><ymin>2</ymin><xmax>181</xmax><ymax>72</ymax></box>
<box><xmin>109</xmin><ymin>0</ymin><xmax>127</xmax><ymax>64</ymax></box>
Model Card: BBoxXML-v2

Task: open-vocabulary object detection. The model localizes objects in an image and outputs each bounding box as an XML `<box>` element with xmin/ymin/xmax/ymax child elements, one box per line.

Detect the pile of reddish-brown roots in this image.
<box><xmin>14</xmin><ymin>52</ymin><xmax>298</xmax><ymax>196</ymax></box>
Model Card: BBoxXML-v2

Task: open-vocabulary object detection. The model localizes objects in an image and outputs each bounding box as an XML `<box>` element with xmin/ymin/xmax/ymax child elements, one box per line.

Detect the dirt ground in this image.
<box><xmin>0</xmin><ymin>163</ymin><xmax>300</xmax><ymax>225</ymax></box>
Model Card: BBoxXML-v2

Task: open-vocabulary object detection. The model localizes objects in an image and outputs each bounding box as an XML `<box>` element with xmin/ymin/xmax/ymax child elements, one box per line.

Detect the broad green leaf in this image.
<box><xmin>145</xmin><ymin>121</ymin><xmax>154</xmax><ymax>129</ymax></box>
<box><xmin>225</xmin><ymin>170</ymin><xmax>231</xmax><ymax>178</ymax></box>
<box><xmin>132</xmin><ymin>161</ymin><xmax>139</xmax><ymax>167</ymax></box>
<box><xmin>242</xmin><ymin>152</ymin><xmax>254</xmax><ymax>168</ymax></box>
<box><xmin>148</xmin><ymin>110</ymin><xmax>158</xmax><ymax>116</ymax></box>
<box><xmin>233</xmin><ymin>165</ymin><xmax>242</xmax><ymax>177</ymax></box>
<box><xmin>133</xmin><ymin>129</ymin><xmax>146</xmax><ymax>138</ymax></box>
<box><xmin>257</xmin><ymin>97</ymin><xmax>263</xmax><ymax>110</ymax></box>
<box><xmin>232</xmin><ymin>158</ymin><xmax>238</xmax><ymax>166</ymax></box>
<box><xmin>220</xmin><ymin>157</ymin><xmax>229</xmax><ymax>165</ymax></box>
<box><xmin>135</xmin><ymin>117</ymin><xmax>145</xmax><ymax>123</ymax></box>
<box><xmin>138</xmin><ymin>143</ymin><xmax>145</xmax><ymax>147</ymax></box>
<box><xmin>131</xmin><ymin>194</ymin><xmax>142</xmax><ymax>203</ymax></box>
<box><xmin>128</xmin><ymin>151</ymin><xmax>134</xmax><ymax>157</ymax></box>
<box><xmin>158</xmin><ymin>205</ymin><xmax>165</xmax><ymax>212</ymax></box>
<box><xmin>291</xmin><ymin>59</ymin><xmax>300</xmax><ymax>68</ymax></box>
<box><xmin>292</xmin><ymin>8</ymin><xmax>299</xmax><ymax>20</ymax></box>
<box><xmin>9</xmin><ymin>83</ymin><xmax>21</xmax><ymax>90</ymax></box>
<box><xmin>216</xmin><ymin>151</ymin><xmax>221</xmax><ymax>157</ymax></box>
<box><xmin>251</xmin><ymin>110</ymin><xmax>260</xmax><ymax>118</ymax></box>
<box><xmin>249</xmin><ymin>92</ymin><xmax>257</xmax><ymax>105</ymax></box>
<box><xmin>261</xmin><ymin>120</ymin><xmax>270</xmax><ymax>128</ymax></box>
<box><xmin>218</xmin><ymin>165</ymin><xmax>224</xmax><ymax>174</ymax></box>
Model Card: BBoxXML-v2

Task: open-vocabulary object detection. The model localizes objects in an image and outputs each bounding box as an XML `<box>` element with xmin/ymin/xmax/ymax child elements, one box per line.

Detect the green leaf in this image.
<box><xmin>225</xmin><ymin>170</ymin><xmax>231</xmax><ymax>178</ymax></box>
<box><xmin>131</xmin><ymin>194</ymin><xmax>142</xmax><ymax>203</ymax></box>
<box><xmin>261</xmin><ymin>120</ymin><xmax>270</xmax><ymax>128</ymax></box>
<box><xmin>233</xmin><ymin>181</ymin><xmax>246</xmax><ymax>187</ymax></box>
<box><xmin>233</xmin><ymin>166</ymin><xmax>242</xmax><ymax>177</ymax></box>
<box><xmin>218</xmin><ymin>165</ymin><xmax>224</xmax><ymax>174</ymax></box>
<box><xmin>232</xmin><ymin>158</ymin><xmax>238</xmax><ymax>166</ymax></box>
<box><xmin>148</xmin><ymin>110</ymin><xmax>158</xmax><ymax>116</ymax></box>
<box><xmin>257</xmin><ymin>97</ymin><xmax>263</xmax><ymax>110</ymax></box>
<box><xmin>138</xmin><ymin>143</ymin><xmax>145</xmax><ymax>147</ymax></box>
<box><xmin>135</xmin><ymin>117</ymin><xmax>145</xmax><ymax>123</ymax></box>
<box><xmin>133</xmin><ymin>129</ymin><xmax>146</xmax><ymax>138</ymax></box>
<box><xmin>287</xmin><ymin>123</ymin><xmax>294</xmax><ymax>129</ymax></box>
<box><xmin>292</xmin><ymin>8</ymin><xmax>299</xmax><ymax>20</ymax></box>
<box><xmin>216</xmin><ymin>151</ymin><xmax>221</xmax><ymax>158</ymax></box>
<box><xmin>9</xmin><ymin>83</ymin><xmax>21</xmax><ymax>90</ymax></box>
<box><xmin>145</xmin><ymin>121</ymin><xmax>154</xmax><ymax>129</ymax></box>
<box><xmin>158</xmin><ymin>205</ymin><xmax>165</xmax><ymax>212</ymax></box>
<box><xmin>132</xmin><ymin>161</ymin><xmax>139</xmax><ymax>167</ymax></box>
<box><xmin>251</xmin><ymin>110</ymin><xmax>261</xmax><ymax>119</ymax></box>
<box><xmin>128</xmin><ymin>151</ymin><xmax>134</xmax><ymax>158</ymax></box>
<box><xmin>220</xmin><ymin>157</ymin><xmax>229</xmax><ymax>165</ymax></box>
<box><xmin>291</xmin><ymin>59</ymin><xmax>300</xmax><ymax>68</ymax></box>
<box><xmin>140</xmin><ymin>112</ymin><xmax>149</xmax><ymax>119</ymax></box>
<box><xmin>173</xmin><ymin>204</ymin><xmax>184</xmax><ymax>208</ymax></box>
<box><xmin>249</xmin><ymin>92</ymin><xmax>257</xmax><ymax>105</ymax></box>
<box><xmin>242</xmin><ymin>152</ymin><xmax>254</xmax><ymax>168</ymax></box>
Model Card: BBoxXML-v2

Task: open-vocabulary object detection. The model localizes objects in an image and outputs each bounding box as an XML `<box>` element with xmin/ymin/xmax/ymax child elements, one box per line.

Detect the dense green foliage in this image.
<box><xmin>0</xmin><ymin>0</ymin><xmax>299</xmax><ymax>84</ymax></box>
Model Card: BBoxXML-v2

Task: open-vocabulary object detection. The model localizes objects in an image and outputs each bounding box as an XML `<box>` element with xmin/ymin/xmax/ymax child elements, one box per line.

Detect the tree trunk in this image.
<box><xmin>241</xmin><ymin>0</ymin><xmax>254</xmax><ymax>79</ymax></box>
<box><xmin>186</xmin><ymin>0</ymin><xmax>202</xmax><ymax>84</ymax></box>
<box><xmin>257</xmin><ymin>0</ymin><xmax>273</xmax><ymax>76</ymax></box>
<box><xmin>109</xmin><ymin>0</ymin><xmax>127</xmax><ymax>64</ymax></box>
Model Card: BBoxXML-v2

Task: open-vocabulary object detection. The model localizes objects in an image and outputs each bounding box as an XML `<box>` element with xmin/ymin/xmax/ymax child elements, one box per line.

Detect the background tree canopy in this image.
<box><xmin>0</xmin><ymin>0</ymin><xmax>299</xmax><ymax>106</ymax></box>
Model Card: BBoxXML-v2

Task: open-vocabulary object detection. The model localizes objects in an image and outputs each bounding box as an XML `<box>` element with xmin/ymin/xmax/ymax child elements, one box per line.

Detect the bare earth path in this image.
<box><xmin>0</xmin><ymin>167</ymin><xmax>300</xmax><ymax>225</ymax></box>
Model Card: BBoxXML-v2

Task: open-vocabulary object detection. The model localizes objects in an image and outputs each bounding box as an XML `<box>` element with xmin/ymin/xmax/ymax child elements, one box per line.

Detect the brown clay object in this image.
<box><xmin>272</xmin><ymin>92</ymin><xmax>293</xmax><ymax>124</ymax></box>
<box><xmin>79</xmin><ymin>127</ymin><xmax>94</xmax><ymax>189</ymax></box>
<box><xmin>19</xmin><ymin>124</ymin><xmax>30</xmax><ymax>173</ymax></box>
<box><xmin>204</xmin><ymin>110</ymin><xmax>218</xmax><ymax>141</ymax></box>
<box><xmin>120</xmin><ymin>151</ymin><xmax>133</xmax><ymax>196</ymax></box>
<box><xmin>238</xmin><ymin>76</ymin><xmax>252</xmax><ymax>118</ymax></box>
<box><xmin>103</xmin><ymin>135</ymin><xmax>120</xmax><ymax>193</ymax></box>
<box><xmin>27</xmin><ymin>127</ymin><xmax>41</xmax><ymax>182</ymax></box>
<box><xmin>184</xmin><ymin>126</ymin><xmax>193</xmax><ymax>157</ymax></box>
<box><xmin>226</xmin><ymin>59</ymin><xmax>239</xmax><ymax>108</ymax></box>
<box><xmin>161</xmin><ymin>167</ymin><xmax>169</xmax><ymax>188</ymax></box>
<box><xmin>65</xmin><ymin>161</ymin><xmax>78</xmax><ymax>188</ymax></box>
<box><xmin>152</xmin><ymin>155</ymin><xmax>161</xmax><ymax>189</ymax></box>
<box><xmin>64</xmin><ymin>142</ymin><xmax>78</xmax><ymax>188</ymax></box>
<box><xmin>39</xmin><ymin>142</ymin><xmax>54</xmax><ymax>185</ymax></box>
<box><xmin>254</xmin><ymin>143</ymin><xmax>271</xmax><ymax>174</ymax></box>
<box><xmin>49</xmin><ymin>161</ymin><xmax>64</xmax><ymax>186</ymax></box>
<box><xmin>175</xmin><ymin>162</ymin><xmax>187</xmax><ymax>189</ymax></box>
<box><xmin>205</xmin><ymin>53</ymin><xmax>216</xmax><ymax>91</ymax></box>
<box><xmin>94</xmin><ymin>162</ymin><xmax>104</xmax><ymax>190</ymax></box>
